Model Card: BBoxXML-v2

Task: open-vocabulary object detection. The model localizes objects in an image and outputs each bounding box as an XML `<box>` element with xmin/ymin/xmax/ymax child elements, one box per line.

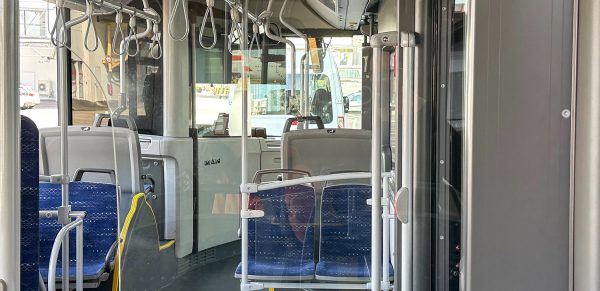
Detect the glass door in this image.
<box><xmin>434</xmin><ymin>0</ymin><xmax>467</xmax><ymax>290</ymax></box>
<box><xmin>395</xmin><ymin>0</ymin><xmax>468</xmax><ymax>290</ymax></box>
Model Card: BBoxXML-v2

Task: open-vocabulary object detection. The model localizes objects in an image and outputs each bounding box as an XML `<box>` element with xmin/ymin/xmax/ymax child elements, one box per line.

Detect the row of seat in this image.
<box><xmin>235</xmin><ymin>183</ymin><xmax>393</xmax><ymax>282</ymax></box>
<box><xmin>20</xmin><ymin>118</ymin><xmax>175</xmax><ymax>290</ymax></box>
<box><xmin>38</xmin><ymin>181</ymin><xmax>118</xmax><ymax>282</ymax></box>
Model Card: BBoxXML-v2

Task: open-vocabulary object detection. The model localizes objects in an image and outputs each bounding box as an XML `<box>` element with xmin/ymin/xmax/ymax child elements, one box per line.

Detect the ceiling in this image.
<box><xmin>57</xmin><ymin>0</ymin><xmax>373</xmax><ymax>34</ymax></box>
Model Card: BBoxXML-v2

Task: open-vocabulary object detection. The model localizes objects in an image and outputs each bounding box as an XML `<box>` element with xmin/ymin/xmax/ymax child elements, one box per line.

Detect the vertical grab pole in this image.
<box><xmin>371</xmin><ymin>31</ymin><xmax>398</xmax><ymax>291</ymax></box>
<box><xmin>371</xmin><ymin>40</ymin><xmax>383</xmax><ymax>291</ymax></box>
<box><xmin>57</xmin><ymin>6</ymin><xmax>71</xmax><ymax>290</ymax></box>
<box><xmin>382</xmin><ymin>177</ymin><xmax>391</xmax><ymax>290</ymax></box>
<box><xmin>75</xmin><ymin>222</ymin><xmax>83</xmax><ymax>291</ymax></box>
<box><xmin>240</xmin><ymin>0</ymin><xmax>250</xmax><ymax>290</ymax></box>
<box><xmin>400</xmin><ymin>31</ymin><xmax>416</xmax><ymax>291</ymax></box>
<box><xmin>0</xmin><ymin>0</ymin><xmax>21</xmax><ymax>289</ymax></box>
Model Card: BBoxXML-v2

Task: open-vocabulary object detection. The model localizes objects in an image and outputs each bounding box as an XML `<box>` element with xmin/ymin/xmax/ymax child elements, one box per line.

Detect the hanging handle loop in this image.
<box><xmin>149</xmin><ymin>22</ymin><xmax>163</xmax><ymax>59</ymax></box>
<box><xmin>50</xmin><ymin>0</ymin><xmax>67</xmax><ymax>47</ymax></box>
<box><xmin>227</xmin><ymin>5</ymin><xmax>242</xmax><ymax>54</ymax></box>
<box><xmin>127</xmin><ymin>12</ymin><xmax>140</xmax><ymax>57</ymax></box>
<box><xmin>249</xmin><ymin>22</ymin><xmax>261</xmax><ymax>58</ymax></box>
<box><xmin>199</xmin><ymin>0</ymin><xmax>217</xmax><ymax>49</ymax></box>
<box><xmin>112</xmin><ymin>7</ymin><xmax>127</xmax><ymax>55</ymax></box>
<box><xmin>84</xmin><ymin>0</ymin><xmax>99</xmax><ymax>52</ymax></box>
<box><xmin>168</xmin><ymin>0</ymin><xmax>190</xmax><ymax>41</ymax></box>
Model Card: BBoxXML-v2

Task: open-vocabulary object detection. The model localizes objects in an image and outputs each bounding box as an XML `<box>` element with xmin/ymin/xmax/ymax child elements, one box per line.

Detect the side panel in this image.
<box><xmin>465</xmin><ymin>0</ymin><xmax>572</xmax><ymax>290</ymax></box>
<box><xmin>140</xmin><ymin>135</ymin><xmax>194</xmax><ymax>258</ymax></box>
<box><xmin>196</xmin><ymin>138</ymin><xmax>262</xmax><ymax>251</ymax></box>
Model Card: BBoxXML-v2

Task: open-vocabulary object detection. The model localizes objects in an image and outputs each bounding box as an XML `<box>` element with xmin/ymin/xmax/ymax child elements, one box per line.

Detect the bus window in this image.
<box><xmin>194</xmin><ymin>37</ymin><xmax>360</xmax><ymax>137</ymax></box>
<box><xmin>309</xmin><ymin>74</ymin><xmax>333</xmax><ymax>124</ymax></box>
<box><xmin>19</xmin><ymin>0</ymin><xmax>58</xmax><ymax>129</ymax></box>
<box><xmin>65</xmin><ymin>9</ymin><xmax>163</xmax><ymax>134</ymax></box>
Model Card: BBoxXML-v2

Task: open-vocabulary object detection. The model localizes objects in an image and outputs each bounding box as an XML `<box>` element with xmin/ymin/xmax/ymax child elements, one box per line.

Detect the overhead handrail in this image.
<box><xmin>168</xmin><ymin>0</ymin><xmax>189</xmax><ymax>41</ymax></box>
<box><xmin>199</xmin><ymin>0</ymin><xmax>217</xmax><ymax>49</ymax></box>
<box><xmin>149</xmin><ymin>22</ymin><xmax>163</xmax><ymax>59</ymax></box>
<box><xmin>111</xmin><ymin>6</ymin><xmax>126</xmax><ymax>55</ymax></box>
<box><xmin>50</xmin><ymin>0</ymin><xmax>67</xmax><ymax>47</ymax></box>
<box><xmin>126</xmin><ymin>11</ymin><xmax>140</xmax><ymax>57</ymax></box>
<box><xmin>84</xmin><ymin>0</ymin><xmax>99</xmax><ymax>52</ymax></box>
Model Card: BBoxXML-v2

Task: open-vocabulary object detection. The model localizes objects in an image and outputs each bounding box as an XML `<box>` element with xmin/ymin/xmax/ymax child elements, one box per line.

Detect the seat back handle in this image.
<box><xmin>282</xmin><ymin>116</ymin><xmax>325</xmax><ymax>134</ymax></box>
<box><xmin>253</xmin><ymin>169</ymin><xmax>311</xmax><ymax>183</ymax></box>
<box><xmin>93</xmin><ymin>113</ymin><xmax>137</xmax><ymax>131</ymax></box>
<box><xmin>73</xmin><ymin>168</ymin><xmax>117</xmax><ymax>184</ymax></box>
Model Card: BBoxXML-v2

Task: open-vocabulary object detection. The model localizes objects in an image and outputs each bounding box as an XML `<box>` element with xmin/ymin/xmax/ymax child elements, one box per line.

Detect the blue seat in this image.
<box><xmin>21</xmin><ymin>116</ymin><xmax>39</xmax><ymax>291</ymax></box>
<box><xmin>39</xmin><ymin>181</ymin><xmax>118</xmax><ymax>281</ymax></box>
<box><xmin>235</xmin><ymin>185</ymin><xmax>316</xmax><ymax>280</ymax></box>
<box><xmin>315</xmin><ymin>184</ymin><xmax>394</xmax><ymax>282</ymax></box>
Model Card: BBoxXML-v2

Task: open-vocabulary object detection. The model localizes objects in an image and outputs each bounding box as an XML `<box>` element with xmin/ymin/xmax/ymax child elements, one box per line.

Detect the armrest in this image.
<box><xmin>104</xmin><ymin>240</ymin><xmax>118</xmax><ymax>272</ymax></box>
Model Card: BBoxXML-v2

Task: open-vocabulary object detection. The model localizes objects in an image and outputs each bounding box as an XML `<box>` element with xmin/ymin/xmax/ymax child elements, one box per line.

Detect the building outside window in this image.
<box><xmin>19</xmin><ymin>9</ymin><xmax>47</xmax><ymax>38</ymax></box>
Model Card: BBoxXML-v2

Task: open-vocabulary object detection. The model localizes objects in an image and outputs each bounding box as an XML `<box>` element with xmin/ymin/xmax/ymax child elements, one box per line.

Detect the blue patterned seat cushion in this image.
<box><xmin>315</xmin><ymin>184</ymin><xmax>394</xmax><ymax>281</ymax></box>
<box><xmin>39</xmin><ymin>181</ymin><xmax>118</xmax><ymax>279</ymax></box>
<box><xmin>235</xmin><ymin>184</ymin><xmax>316</xmax><ymax>280</ymax></box>
<box><xmin>21</xmin><ymin>116</ymin><xmax>39</xmax><ymax>291</ymax></box>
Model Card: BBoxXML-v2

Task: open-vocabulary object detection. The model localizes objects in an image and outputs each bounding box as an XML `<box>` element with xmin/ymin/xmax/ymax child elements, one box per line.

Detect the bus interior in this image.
<box><xmin>0</xmin><ymin>0</ymin><xmax>584</xmax><ymax>290</ymax></box>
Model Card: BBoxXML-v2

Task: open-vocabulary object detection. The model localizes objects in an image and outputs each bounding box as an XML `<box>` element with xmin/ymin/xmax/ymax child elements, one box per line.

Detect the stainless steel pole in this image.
<box><xmin>371</xmin><ymin>45</ymin><xmax>383</xmax><ymax>291</ymax></box>
<box><xmin>400</xmin><ymin>31</ymin><xmax>415</xmax><ymax>291</ymax></box>
<box><xmin>240</xmin><ymin>0</ymin><xmax>250</xmax><ymax>289</ymax></box>
<box><xmin>56</xmin><ymin>6</ymin><xmax>72</xmax><ymax>290</ymax></box>
<box><xmin>0</xmin><ymin>0</ymin><xmax>21</xmax><ymax>289</ymax></box>
<box><xmin>370</xmin><ymin>31</ymin><xmax>399</xmax><ymax>291</ymax></box>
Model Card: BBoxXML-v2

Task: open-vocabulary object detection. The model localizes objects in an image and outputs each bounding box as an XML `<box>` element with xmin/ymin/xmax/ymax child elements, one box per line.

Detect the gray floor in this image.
<box><xmin>163</xmin><ymin>256</ymin><xmax>241</xmax><ymax>290</ymax></box>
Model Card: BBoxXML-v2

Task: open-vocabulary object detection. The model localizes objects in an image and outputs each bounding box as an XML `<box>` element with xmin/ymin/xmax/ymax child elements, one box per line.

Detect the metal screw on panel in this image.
<box><xmin>441</xmin><ymin>83</ymin><xmax>446</xmax><ymax>88</ymax></box>
<box><xmin>440</xmin><ymin>235</ymin><xmax>445</xmax><ymax>240</ymax></box>
<box><xmin>383</xmin><ymin>36</ymin><xmax>389</xmax><ymax>43</ymax></box>
<box><xmin>442</xmin><ymin>6</ymin><xmax>447</xmax><ymax>12</ymax></box>
<box><xmin>440</xmin><ymin>160</ymin><xmax>445</xmax><ymax>165</ymax></box>
<box><xmin>153</xmin><ymin>161</ymin><xmax>159</xmax><ymax>166</ymax></box>
<box><xmin>561</xmin><ymin>109</ymin><xmax>571</xmax><ymax>118</ymax></box>
<box><xmin>152</xmin><ymin>194</ymin><xmax>157</xmax><ymax>200</ymax></box>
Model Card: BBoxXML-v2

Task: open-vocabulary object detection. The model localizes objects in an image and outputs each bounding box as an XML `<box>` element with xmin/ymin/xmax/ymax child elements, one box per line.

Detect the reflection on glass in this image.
<box><xmin>319</xmin><ymin>0</ymin><xmax>337</xmax><ymax>11</ymax></box>
<box><xmin>446</xmin><ymin>1</ymin><xmax>466</xmax><ymax>290</ymax></box>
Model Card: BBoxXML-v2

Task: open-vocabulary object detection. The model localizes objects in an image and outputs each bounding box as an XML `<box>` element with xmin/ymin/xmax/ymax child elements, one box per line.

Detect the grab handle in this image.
<box><xmin>282</xmin><ymin>116</ymin><xmax>325</xmax><ymax>133</ymax></box>
<box><xmin>252</xmin><ymin>169</ymin><xmax>311</xmax><ymax>183</ymax></box>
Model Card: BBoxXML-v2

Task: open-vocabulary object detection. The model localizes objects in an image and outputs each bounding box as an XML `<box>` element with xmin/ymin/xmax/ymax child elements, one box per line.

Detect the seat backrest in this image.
<box><xmin>281</xmin><ymin>129</ymin><xmax>371</xmax><ymax>189</ymax></box>
<box><xmin>21</xmin><ymin>116</ymin><xmax>39</xmax><ymax>291</ymax></box>
<box><xmin>248</xmin><ymin>185</ymin><xmax>316</xmax><ymax>264</ymax></box>
<box><xmin>319</xmin><ymin>184</ymin><xmax>372</xmax><ymax>266</ymax></box>
<box><xmin>39</xmin><ymin>182</ymin><xmax>118</xmax><ymax>277</ymax></box>
<box><xmin>39</xmin><ymin>126</ymin><xmax>143</xmax><ymax>195</ymax></box>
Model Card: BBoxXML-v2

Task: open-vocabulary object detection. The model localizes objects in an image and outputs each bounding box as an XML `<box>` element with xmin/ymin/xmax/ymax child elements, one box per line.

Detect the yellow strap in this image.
<box><xmin>112</xmin><ymin>193</ymin><xmax>144</xmax><ymax>291</ymax></box>
<box><xmin>159</xmin><ymin>240</ymin><xmax>176</xmax><ymax>251</ymax></box>
<box><xmin>111</xmin><ymin>193</ymin><xmax>177</xmax><ymax>290</ymax></box>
